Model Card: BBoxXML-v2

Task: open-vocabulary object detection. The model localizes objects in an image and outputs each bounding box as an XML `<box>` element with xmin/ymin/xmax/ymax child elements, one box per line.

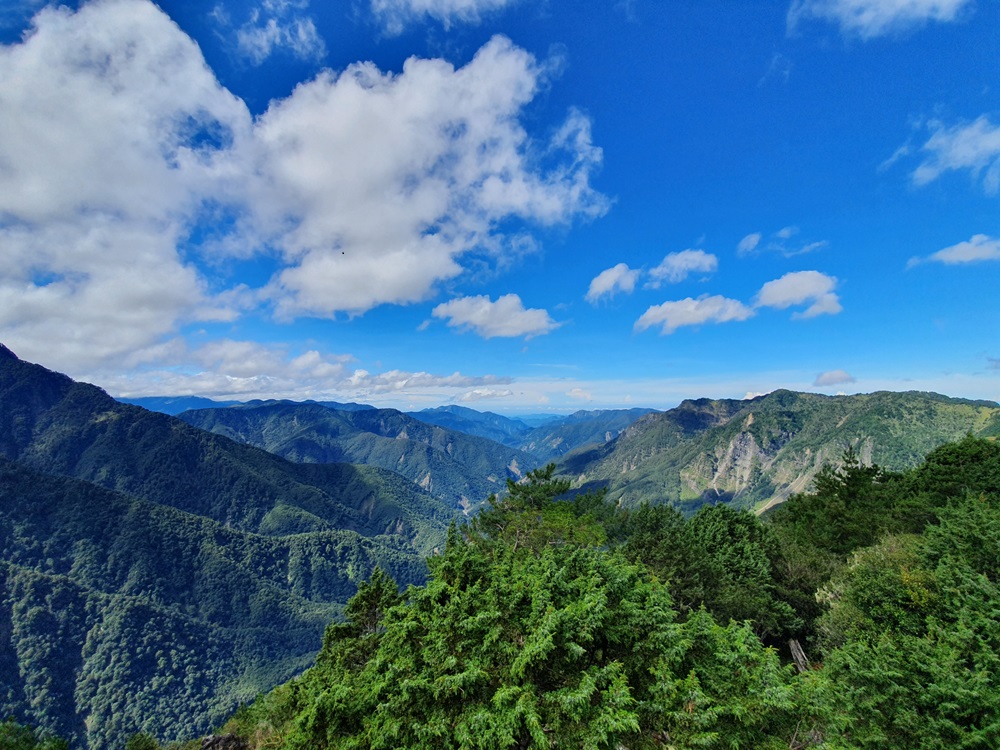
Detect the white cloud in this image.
<box><xmin>459</xmin><ymin>387</ymin><xmax>514</xmax><ymax>402</ymax></box>
<box><xmin>739</xmin><ymin>227</ymin><xmax>827</xmax><ymax>258</ymax></box>
<box><xmin>432</xmin><ymin>294</ymin><xmax>559</xmax><ymax>338</ymax></box>
<box><xmin>788</xmin><ymin>0</ymin><xmax>973</xmax><ymax>39</ymax></box>
<box><xmin>235</xmin><ymin>2</ymin><xmax>326</xmax><ymax>65</ymax></box>
<box><xmin>0</xmin><ymin>4</ymin><xmax>605</xmax><ymax>378</ymax></box>
<box><xmin>371</xmin><ymin>0</ymin><xmax>522</xmax><ymax>35</ymax></box>
<box><xmin>647</xmin><ymin>249</ymin><xmax>718</xmax><ymax>287</ymax></box>
<box><xmin>254</xmin><ymin>35</ymin><xmax>607</xmax><ymax>318</ymax></box>
<box><xmin>100</xmin><ymin>338</ymin><xmax>512</xmax><ymax>402</ymax></box>
<box><xmin>0</xmin><ymin>0</ymin><xmax>251</xmax><ymax>372</ymax></box>
<box><xmin>814</xmin><ymin>369</ymin><xmax>856</xmax><ymax>386</ymax></box>
<box><xmin>737</xmin><ymin>232</ymin><xmax>762</xmax><ymax>256</ymax></box>
<box><xmin>908</xmin><ymin>234</ymin><xmax>1000</xmax><ymax>267</ymax></box>
<box><xmin>586</xmin><ymin>263</ymin><xmax>639</xmax><ymax>303</ymax></box>
<box><xmin>566</xmin><ymin>387</ymin><xmax>593</xmax><ymax>401</ymax></box>
<box><xmin>634</xmin><ymin>295</ymin><xmax>754</xmax><ymax>335</ymax></box>
<box><xmin>754</xmin><ymin>270</ymin><xmax>842</xmax><ymax>318</ymax></box>
<box><xmin>911</xmin><ymin>116</ymin><xmax>1000</xmax><ymax>193</ymax></box>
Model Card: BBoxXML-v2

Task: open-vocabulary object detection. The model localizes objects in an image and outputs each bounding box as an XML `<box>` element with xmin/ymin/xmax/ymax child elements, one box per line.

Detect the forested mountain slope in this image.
<box><xmin>0</xmin><ymin>345</ymin><xmax>453</xmax><ymax>545</ymax></box>
<box><xmin>405</xmin><ymin>405</ymin><xmax>533</xmax><ymax>446</ymax></box>
<box><xmin>208</xmin><ymin>438</ymin><xmax>1000</xmax><ymax>750</ymax></box>
<box><xmin>563</xmin><ymin>389</ymin><xmax>1000</xmax><ymax>511</ymax></box>
<box><xmin>404</xmin><ymin>405</ymin><xmax>657</xmax><ymax>462</ymax></box>
<box><xmin>179</xmin><ymin>401</ymin><xmax>537</xmax><ymax>513</ymax></box>
<box><xmin>515</xmin><ymin>407</ymin><xmax>658</xmax><ymax>461</ymax></box>
<box><xmin>0</xmin><ymin>345</ymin><xmax>453</xmax><ymax>749</ymax></box>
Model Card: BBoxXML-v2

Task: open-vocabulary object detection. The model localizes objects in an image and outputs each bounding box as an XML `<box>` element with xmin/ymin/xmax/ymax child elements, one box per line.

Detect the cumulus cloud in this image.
<box><xmin>788</xmin><ymin>0</ymin><xmax>973</xmax><ymax>39</ymax></box>
<box><xmin>0</xmin><ymin>2</ymin><xmax>605</xmax><ymax>377</ymax></box>
<box><xmin>102</xmin><ymin>338</ymin><xmax>512</xmax><ymax>401</ymax></box>
<box><xmin>754</xmin><ymin>270</ymin><xmax>842</xmax><ymax>318</ymax></box>
<box><xmin>255</xmin><ymin>35</ymin><xmax>607</xmax><ymax>318</ymax></box>
<box><xmin>371</xmin><ymin>0</ymin><xmax>523</xmax><ymax>35</ymax></box>
<box><xmin>737</xmin><ymin>232</ymin><xmax>762</xmax><ymax>256</ymax></box>
<box><xmin>586</xmin><ymin>263</ymin><xmax>640</xmax><ymax>303</ymax></box>
<box><xmin>0</xmin><ymin>0</ymin><xmax>251</xmax><ymax>371</ymax></box>
<box><xmin>814</xmin><ymin>369</ymin><xmax>856</xmax><ymax>386</ymax></box>
<box><xmin>908</xmin><ymin>234</ymin><xmax>1000</xmax><ymax>267</ymax></box>
<box><xmin>635</xmin><ymin>269</ymin><xmax>842</xmax><ymax>334</ymax></box>
<box><xmin>234</xmin><ymin>1</ymin><xmax>326</xmax><ymax>65</ymax></box>
<box><xmin>911</xmin><ymin>116</ymin><xmax>1000</xmax><ymax>193</ymax></box>
<box><xmin>432</xmin><ymin>294</ymin><xmax>559</xmax><ymax>338</ymax></box>
<box><xmin>566</xmin><ymin>387</ymin><xmax>593</xmax><ymax>401</ymax></box>
<box><xmin>634</xmin><ymin>295</ymin><xmax>754</xmax><ymax>335</ymax></box>
<box><xmin>647</xmin><ymin>249</ymin><xmax>718</xmax><ymax>287</ymax></box>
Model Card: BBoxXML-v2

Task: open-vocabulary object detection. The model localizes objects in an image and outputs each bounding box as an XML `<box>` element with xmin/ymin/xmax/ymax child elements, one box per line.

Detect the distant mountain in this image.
<box><xmin>405</xmin><ymin>405</ymin><xmax>657</xmax><ymax>463</ymax></box>
<box><xmin>180</xmin><ymin>402</ymin><xmax>538</xmax><ymax>513</ymax></box>
<box><xmin>0</xmin><ymin>344</ymin><xmax>452</xmax><ymax>749</ymax></box>
<box><xmin>117</xmin><ymin>395</ymin><xmax>242</xmax><ymax>415</ymax></box>
<box><xmin>517</xmin><ymin>408</ymin><xmax>658</xmax><ymax>462</ymax></box>
<box><xmin>405</xmin><ymin>405</ymin><xmax>533</xmax><ymax>445</ymax></box>
<box><xmin>563</xmin><ymin>390</ymin><xmax>1000</xmax><ymax>512</ymax></box>
<box><xmin>118</xmin><ymin>396</ymin><xmax>378</xmax><ymax>417</ymax></box>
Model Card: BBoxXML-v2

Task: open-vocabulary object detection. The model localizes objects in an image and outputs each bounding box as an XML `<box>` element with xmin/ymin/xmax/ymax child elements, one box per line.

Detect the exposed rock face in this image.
<box><xmin>563</xmin><ymin>389</ymin><xmax>1000</xmax><ymax>513</ymax></box>
<box><xmin>202</xmin><ymin>735</ymin><xmax>248</xmax><ymax>750</ymax></box>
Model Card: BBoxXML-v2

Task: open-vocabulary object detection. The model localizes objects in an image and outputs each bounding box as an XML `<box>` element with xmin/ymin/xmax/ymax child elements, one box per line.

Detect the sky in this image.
<box><xmin>1</xmin><ymin>0</ymin><xmax>999</xmax><ymax>413</ymax></box>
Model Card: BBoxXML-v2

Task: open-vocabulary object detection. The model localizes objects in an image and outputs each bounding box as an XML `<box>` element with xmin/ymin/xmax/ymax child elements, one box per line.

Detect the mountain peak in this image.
<box><xmin>0</xmin><ymin>343</ymin><xmax>19</xmax><ymax>360</ymax></box>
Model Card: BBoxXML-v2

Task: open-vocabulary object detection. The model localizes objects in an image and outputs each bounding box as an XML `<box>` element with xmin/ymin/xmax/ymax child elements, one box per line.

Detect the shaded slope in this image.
<box><xmin>179</xmin><ymin>401</ymin><xmax>537</xmax><ymax>513</ymax></box>
<box><xmin>405</xmin><ymin>405</ymin><xmax>532</xmax><ymax>446</ymax></box>
<box><xmin>0</xmin><ymin>345</ymin><xmax>453</xmax><ymax>549</ymax></box>
<box><xmin>0</xmin><ymin>457</ymin><xmax>431</xmax><ymax>749</ymax></box>
<box><xmin>516</xmin><ymin>407</ymin><xmax>657</xmax><ymax>461</ymax></box>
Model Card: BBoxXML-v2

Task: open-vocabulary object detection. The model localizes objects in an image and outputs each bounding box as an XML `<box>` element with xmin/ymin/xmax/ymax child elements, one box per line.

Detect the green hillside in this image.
<box><xmin>179</xmin><ymin>401</ymin><xmax>537</xmax><ymax>513</ymax></box>
<box><xmin>0</xmin><ymin>346</ymin><xmax>453</xmax><ymax>749</ymax></box>
<box><xmin>516</xmin><ymin>408</ymin><xmax>657</xmax><ymax>462</ymax></box>
<box><xmin>204</xmin><ymin>438</ymin><xmax>1000</xmax><ymax>750</ymax></box>
<box><xmin>564</xmin><ymin>389</ymin><xmax>1000</xmax><ymax>512</ymax></box>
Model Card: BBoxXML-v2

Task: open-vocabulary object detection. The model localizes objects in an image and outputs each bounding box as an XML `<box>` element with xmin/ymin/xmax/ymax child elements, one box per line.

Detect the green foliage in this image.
<box><xmin>622</xmin><ymin>503</ymin><xmax>798</xmax><ymax>639</ymax></box>
<box><xmin>227</xmin><ymin>467</ymin><xmax>799</xmax><ymax>750</ymax></box>
<box><xmin>125</xmin><ymin>732</ymin><xmax>161</xmax><ymax>750</ymax></box>
<box><xmin>469</xmin><ymin>464</ymin><xmax>609</xmax><ymax>552</ymax></box>
<box><xmin>0</xmin><ymin>719</ymin><xmax>68</xmax><ymax>750</ymax></box>
<box><xmin>808</xmin><ymin>492</ymin><xmax>1000</xmax><ymax>748</ymax></box>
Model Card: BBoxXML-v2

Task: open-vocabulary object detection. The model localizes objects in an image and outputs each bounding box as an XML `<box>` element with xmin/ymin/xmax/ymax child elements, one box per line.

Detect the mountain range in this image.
<box><xmin>4</xmin><ymin>344</ymin><xmax>999</xmax><ymax>749</ymax></box>
<box><xmin>0</xmin><ymin>345</ymin><xmax>451</xmax><ymax>748</ymax></box>
<box><xmin>563</xmin><ymin>389</ymin><xmax>1000</xmax><ymax>512</ymax></box>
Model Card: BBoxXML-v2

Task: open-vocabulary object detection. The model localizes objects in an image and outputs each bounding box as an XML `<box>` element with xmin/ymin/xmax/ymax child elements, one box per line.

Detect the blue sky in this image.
<box><xmin>1</xmin><ymin>0</ymin><xmax>998</xmax><ymax>413</ymax></box>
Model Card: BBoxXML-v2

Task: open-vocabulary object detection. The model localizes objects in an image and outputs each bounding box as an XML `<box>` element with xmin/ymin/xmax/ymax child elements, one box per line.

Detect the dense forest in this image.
<box><xmin>4</xmin><ymin>343</ymin><xmax>999</xmax><ymax>749</ymax></box>
<box><xmin>130</xmin><ymin>435</ymin><xmax>998</xmax><ymax>749</ymax></box>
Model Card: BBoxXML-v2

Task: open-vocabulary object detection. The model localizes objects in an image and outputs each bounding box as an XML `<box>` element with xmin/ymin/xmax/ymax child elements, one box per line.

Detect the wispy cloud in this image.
<box><xmin>738</xmin><ymin>227</ymin><xmax>828</xmax><ymax>258</ymax></box>
<box><xmin>371</xmin><ymin>0</ymin><xmax>523</xmax><ymax>35</ymax></box>
<box><xmin>432</xmin><ymin>294</ymin><xmax>559</xmax><ymax>339</ymax></box>
<box><xmin>647</xmin><ymin>249</ymin><xmax>718</xmax><ymax>287</ymax></box>
<box><xmin>787</xmin><ymin>0</ymin><xmax>974</xmax><ymax>39</ymax></box>
<box><xmin>911</xmin><ymin>116</ymin><xmax>1000</xmax><ymax>193</ymax></box>
<box><xmin>908</xmin><ymin>234</ymin><xmax>1000</xmax><ymax>268</ymax></box>
<box><xmin>737</xmin><ymin>232</ymin><xmax>762</xmax><ymax>256</ymax></box>
<box><xmin>586</xmin><ymin>263</ymin><xmax>640</xmax><ymax>303</ymax></box>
